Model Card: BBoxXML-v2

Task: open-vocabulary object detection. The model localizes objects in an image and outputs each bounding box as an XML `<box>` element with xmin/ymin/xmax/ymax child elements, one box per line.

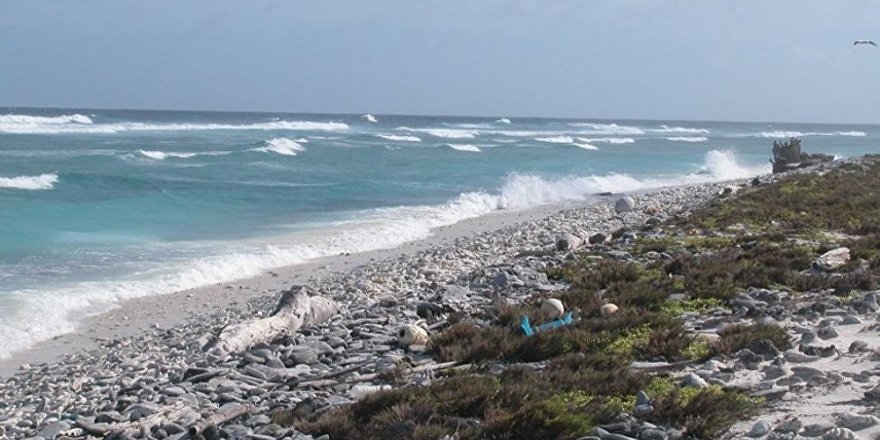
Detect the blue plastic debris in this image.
<box><xmin>520</xmin><ymin>312</ymin><xmax>574</xmax><ymax>336</ymax></box>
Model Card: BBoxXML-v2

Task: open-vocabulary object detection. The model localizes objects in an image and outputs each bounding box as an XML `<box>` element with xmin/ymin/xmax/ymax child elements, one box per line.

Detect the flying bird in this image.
<box><xmin>853</xmin><ymin>40</ymin><xmax>877</xmax><ymax>46</ymax></box>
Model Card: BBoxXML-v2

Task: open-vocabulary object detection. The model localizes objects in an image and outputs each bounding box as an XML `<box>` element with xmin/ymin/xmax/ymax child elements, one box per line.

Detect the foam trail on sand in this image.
<box><xmin>0</xmin><ymin>173</ymin><xmax>59</xmax><ymax>190</ymax></box>
<box><xmin>376</xmin><ymin>134</ymin><xmax>421</xmax><ymax>142</ymax></box>
<box><xmin>446</xmin><ymin>144</ymin><xmax>482</xmax><ymax>152</ymax></box>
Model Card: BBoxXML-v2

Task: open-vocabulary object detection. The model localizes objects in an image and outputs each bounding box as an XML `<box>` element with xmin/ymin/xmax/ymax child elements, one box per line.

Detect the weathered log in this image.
<box><xmin>207</xmin><ymin>289</ymin><xmax>338</xmax><ymax>355</ymax></box>
<box><xmin>188</xmin><ymin>403</ymin><xmax>253</xmax><ymax>438</ymax></box>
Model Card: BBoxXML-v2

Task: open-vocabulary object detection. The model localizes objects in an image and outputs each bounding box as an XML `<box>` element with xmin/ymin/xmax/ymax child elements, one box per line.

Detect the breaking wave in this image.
<box><xmin>446</xmin><ymin>144</ymin><xmax>482</xmax><ymax>152</ymax></box>
<box><xmin>648</xmin><ymin>125</ymin><xmax>710</xmax><ymax>134</ymax></box>
<box><xmin>251</xmin><ymin>138</ymin><xmax>307</xmax><ymax>156</ymax></box>
<box><xmin>400</xmin><ymin>127</ymin><xmax>477</xmax><ymax>139</ymax></box>
<box><xmin>579</xmin><ymin>137</ymin><xmax>635</xmax><ymax>144</ymax></box>
<box><xmin>0</xmin><ymin>173</ymin><xmax>59</xmax><ymax>190</ymax></box>
<box><xmin>376</xmin><ymin>134</ymin><xmax>421</xmax><ymax>142</ymax></box>
<box><xmin>536</xmin><ymin>136</ymin><xmax>574</xmax><ymax>144</ymax></box>
<box><xmin>0</xmin><ymin>113</ymin><xmax>349</xmax><ymax>134</ymax></box>
<box><xmin>666</xmin><ymin>137</ymin><xmax>708</xmax><ymax>143</ymax></box>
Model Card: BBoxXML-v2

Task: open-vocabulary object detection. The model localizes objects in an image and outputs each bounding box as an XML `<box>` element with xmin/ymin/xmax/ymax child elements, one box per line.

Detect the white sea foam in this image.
<box><xmin>648</xmin><ymin>125</ymin><xmax>710</xmax><ymax>134</ymax></box>
<box><xmin>567</xmin><ymin>123</ymin><xmax>645</xmax><ymax>135</ymax></box>
<box><xmin>666</xmin><ymin>137</ymin><xmax>708</xmax><ymax>143</ymax></box>
<box><xmin>0</xmin><ymin>113</ymin><xmax>93</xmax><ymax>125</ymax></box>
<box><xmin>496</xmin><ymin>118</ymin><xmax>511</xmax><ymax>124</ymax></box>
<box><xmin>137</xmin><ymin>150</ymin><xmax>199</xmax><ymax>160</ymax></box>
<box><xmin>749</xmin><ymin>130</ymin><xmax>865</xmax><ymax>139</ymax></box>
<box><xmin>376</xmin><ymin>134</ymin><xmax>422</xmax><ymax>142</ymax></box>
<box><xmin>0</xmin><ymin>149</ymin><xmax>769</xmax><ymax>359</ymax></box>
<box><xmin>578</xmin><ymin>137</ymin><xmax>636</xmax><ymax>144</ymax></box>
<box><xmin>399</xmin><ymin>127</ymin><xmax>477</xmax><ymax>139</ymax></box>
<box><xmin>446</xmin><ymin>144</ymin><xmax>482</xmax><ymax>152</ymax></box>
<box><xmin>536</xmin><ymin>136</ymin><xmax>574</xmax><ymax>144</ymax></box>
<box><xmin>362</xmin><ymin>114</ymin><xmax>378</xmax><ymax>123</ymax></box>
<box><xmin>0</xmin><ymin>173</ymin><xmax>59</xmax><ymax>190</ymax></box>
<box><xmin>757</xmin><ymin>131</ymin><xmax>805</xmax><ymax>138</ymax></box>
<box><xmin>572</xmin><ymin>143</ymin><xmax>599</xmax><ymax>150</ymax></box>
<box><xmin>252</xmin><ymin>138</ymin><xmax>307</xmax><ymax>156</ymax></box>
<box><xmin>0</xmin><ymin>113</ymin><xmax>349</xmax><ymax>134</ymax></box>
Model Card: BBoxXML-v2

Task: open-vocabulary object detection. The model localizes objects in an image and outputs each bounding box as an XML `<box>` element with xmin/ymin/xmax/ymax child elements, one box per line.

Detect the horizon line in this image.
<box><xmin>1</xmin><ymin>104</ymin><xmax>877</xmax><ymax>128</ymax></box>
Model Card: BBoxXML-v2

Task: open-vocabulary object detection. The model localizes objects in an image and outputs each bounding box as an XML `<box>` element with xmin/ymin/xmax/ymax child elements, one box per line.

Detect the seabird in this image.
<box><xmin>853</xmin><ymin>40</ymin><xmax>877</xmax><ymax>46</ymax></box>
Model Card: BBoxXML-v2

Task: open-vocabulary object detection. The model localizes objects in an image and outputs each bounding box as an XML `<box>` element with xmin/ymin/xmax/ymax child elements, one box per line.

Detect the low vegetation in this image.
<box><xmin>295</xmin><ymin>157</ymin><xmax>880</xmax><ymax>439</ymax></box>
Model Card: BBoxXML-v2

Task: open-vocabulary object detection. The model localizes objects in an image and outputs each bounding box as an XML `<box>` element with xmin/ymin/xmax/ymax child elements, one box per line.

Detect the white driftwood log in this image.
<box><xmin>208</xmin><ymin>289</ymin><xmax>338</xmax><ymax>355</ymax></box>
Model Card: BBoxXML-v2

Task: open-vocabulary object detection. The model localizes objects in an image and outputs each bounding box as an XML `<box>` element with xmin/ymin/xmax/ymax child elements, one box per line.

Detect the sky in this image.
<box><xmin>1</xmin><ymin>1</ymin><xmax>879</xmax><ymax>124</ymax></box>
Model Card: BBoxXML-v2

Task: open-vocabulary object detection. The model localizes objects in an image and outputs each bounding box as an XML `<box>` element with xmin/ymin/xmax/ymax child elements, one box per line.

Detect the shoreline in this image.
<box><xmin>0</xmin><ymin>196</ymin><xmax>600</xmax><ymax>376</ymax></box>
<box><xmin>0</xmin><ymin>174</ymin><xmax>773</xmax><ymax>440</ymax></box>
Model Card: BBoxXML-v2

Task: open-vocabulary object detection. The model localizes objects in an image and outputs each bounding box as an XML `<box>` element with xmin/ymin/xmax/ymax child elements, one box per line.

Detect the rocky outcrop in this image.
<box><xmin>771</xmin><ymin>137</ymin><xmax>834</xmax><ymax>173</ymax></box>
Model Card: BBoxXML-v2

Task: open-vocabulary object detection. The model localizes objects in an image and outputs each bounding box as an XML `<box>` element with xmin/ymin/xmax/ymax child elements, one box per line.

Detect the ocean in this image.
<box><xmin>0</xmin><ymin>108</ymin><xmax>877</xmax><ymax>358</ymax></box>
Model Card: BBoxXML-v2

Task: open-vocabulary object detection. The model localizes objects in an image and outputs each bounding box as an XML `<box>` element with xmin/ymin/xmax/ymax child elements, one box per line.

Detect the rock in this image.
<box><xmin>802</xmin><ymin>423</ymin><xmax>835</xmax><ymax>437</ymax></box>
<box><xmin>849</xmin><ymin>340</ymin><xmax>870</xmax><ymax>353</ymax></box>
<box><xmin>397</xmin><ymin>324</ymin><xmax>429</xmax><ymax>346</ymax></box>
<box><xmin>815</xmin><ymin>247</ymin><xmax>851</xmax><ymax>271</ymax></box>
<box><xmin>289</xmin><ymin>347</ymin><xmax>320</xmax><ymax>365</ymax></box>
<box><xmin>841</xmin><ymin>315</ymin><xmax>862</xmax><ymax>325</ymax></box>
<box><xmin>718</xmin><ymin>186</ymin><xmax>738</xmax><ymax>197</ymax></box>
<box><xmin>349</xmin><ymin>384</ymin><xmax>392</xmax><ymax>400</ymax></box>
<box><xmin>601</xmin><ymin>303</ymin><xmax>619</xmax><ymax>317</ymax></box>
<box><xmin>557</xmin><ymin>233</ymin><xmax>584</xmax><ymax>251</ymax></box>
<box><xmin>614</xmin><ymin>197</ymin><xmax>635</xmax><ymax>214</ymax></box>
<box><xmin>837</xmin><ymin>413</ymin><xmax>879</xmax><ymax>431</ymax></box>
<box><xmin>771</xmin><ymin>137</ymin><xmax>833</xmax><ymax>173</ymax></box>
<box><xmin>541</xmin><ymin>298</ymin><xmax>565</xmax><ymax>319</ymax></box>
<box><xmin>822</xmin><ymin>427</ymin><xmax>858</xmax><ymax>440</ymax></box>
<box><xmin>784</xmin><ymin>349</ymin><xmax>819</xmax><ymax>363</ymax></box>
<box><xmin>751</xmin><ymin>339</ymin><xmax>781</xmax><ymax>358</ymax></box>
<box><xmin>606</xmin><ymin>250</ymin><xmax>633</xmax><ymax>260</ymax></box>
<box><xmin>682</xmin><ymin>373</ymin><xmax>708</xmax><ymax>388</ymax></box>
<box><xmin>774</xmin><ymin>417</ymin><xmax>802</xmax><ymax>434</ymax></box>
<box><xmin>589</xmin><ymin>232</ymin><xmax>607</xmax><ymax>244</ymax></box>
<box><xmin>791</xmin><ymin>366</ymin><xmax>826</xmax><ymax>380</ymax></box>
<box><xmin>643</xmin><ymin>204</ymin><xmax>661</xmax><ymax>216</ymax></box>
<box><xmin>37</xmin><ymin>421</ymin><xmax>71</xmax><ymax>440</ymax></box>
<box><xmin>817</xmin><ymin>326</ymin><xmax>839</xmax><ymax>340</ymax></box>
<box><xmin>746</xmin><ymin>420</ymin><xmax>771</xmax><ymax>438</ymax></box>
<box><xmin>639</xmin><ymin>427</ymin><xmax>666</xmax><ymax>440</ymax></box>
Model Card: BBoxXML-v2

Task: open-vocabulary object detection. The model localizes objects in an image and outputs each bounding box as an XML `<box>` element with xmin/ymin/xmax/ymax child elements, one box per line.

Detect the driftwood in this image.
<box><xmin>188</xmin><ymin>403</ymin><xmax>253</xmax><ymax>438</ymax></box>
<box><xmin>207</xmin><ymin>289</ymin><xmax>338</xmax><ymax>355</ymax></box>
<box><xmin>77</xmin><ymin>402</ymin><xmax>194</xmax><ymax>438</ymax></box>
<box><xmin>771</xmin><ymin>137</ymin><xmax>833</xmax><ymax>173</ymax></box>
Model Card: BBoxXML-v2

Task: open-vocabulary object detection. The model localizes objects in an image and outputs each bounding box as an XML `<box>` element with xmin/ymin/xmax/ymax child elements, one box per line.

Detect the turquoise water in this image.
<box><xmin>1</xmin><ymin>108</ymin><xmax>877</xmax><ymax>357</ymax></box>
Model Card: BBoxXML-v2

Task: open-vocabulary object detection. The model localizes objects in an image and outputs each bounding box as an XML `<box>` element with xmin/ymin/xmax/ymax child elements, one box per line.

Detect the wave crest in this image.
<box><xmin>446</xmin><ymin>144</ymin><xmax>481</xmax><ymax>152</ymax></box>
<box><xmin>0</xmin><ymin>173</ymin><xmax>59</xmax><ymax>190</ymax></box>
<box><xmin>252</xmin><ymin>138</ymin><xmax>307</xmax><ymax>156</ymax></box>
<box><xmin>0</xmin><ymin>114</ymin><xmax>348</xmax><ymax>134</ymax></box>
<box><xmin>376</xmin><ymin>134</ymin><xmax>421</xmax><ymax>142</ymax></box>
